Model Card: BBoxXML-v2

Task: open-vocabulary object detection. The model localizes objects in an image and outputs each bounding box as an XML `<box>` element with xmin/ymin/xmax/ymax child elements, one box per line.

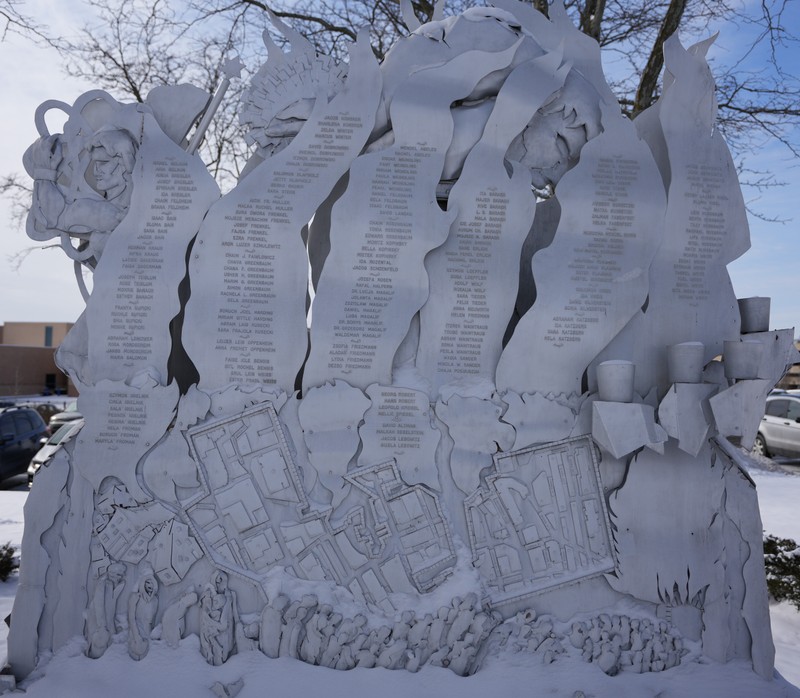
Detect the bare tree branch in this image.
<box><xmin>3</xmin><ymin>0</ymin><xmax>798</xmax><ymax>230</ymax></box>
<box><xmin>0</xmin><ymin>0</ymin><xmax>53</xmax><ymax>44</ymax></box>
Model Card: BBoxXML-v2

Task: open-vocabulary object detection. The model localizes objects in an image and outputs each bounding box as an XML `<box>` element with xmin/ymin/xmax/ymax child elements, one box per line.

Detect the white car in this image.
<box><xmin>753</xmin><ymin>392</ymin><xmax>800</xmax><ymax>459</ymax></box>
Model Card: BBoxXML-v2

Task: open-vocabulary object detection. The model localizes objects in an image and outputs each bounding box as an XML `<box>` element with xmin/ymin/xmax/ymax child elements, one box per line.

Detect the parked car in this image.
<box><xmin>16</xmin><ymin>402</ymin><xmax>63</xmax><ymax>427</ymax></box>
<box><xmin>0</xmin><ymin>406</ymin><xmax>50</xmax><ymax>482</ymax></box>
<box><xmin>49</xmin><ymin>401</ymin><xmax>83</xmax><ymax>433</ymax></box>
<box><xmin>27</xmin><ymin>419</ymin><xmax>84</xmax><ymax>488</ymax></box>
<box><xmin>753</xmin><ymin>391</ymin><xmax>800</xmax><ymax>458</ymax></box>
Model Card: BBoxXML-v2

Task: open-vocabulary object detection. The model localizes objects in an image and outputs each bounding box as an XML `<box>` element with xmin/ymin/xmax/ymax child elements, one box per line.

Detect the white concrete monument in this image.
<box><xmin>9</xmin><ymin>0</ymin><xmax>799</xmax><ymax>693</ymax></box>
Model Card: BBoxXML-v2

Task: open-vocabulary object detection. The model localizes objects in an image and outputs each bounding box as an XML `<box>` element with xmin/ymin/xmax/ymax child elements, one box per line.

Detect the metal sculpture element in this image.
<box><xmin>10</xmin><ymin>1</ymin><xmax>799</xmax><ymax>688</ymax></box>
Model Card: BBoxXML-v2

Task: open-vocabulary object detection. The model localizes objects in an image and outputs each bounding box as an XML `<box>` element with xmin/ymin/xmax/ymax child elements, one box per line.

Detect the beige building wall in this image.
<box><xmin>0</xmin><ymin>322</ymin><xmax>76</xmax><ymax>396</ymax></box>
<box><xmin>0</xmin><ymin>346</ymin><xmax>70</xmax><ymax>396</ymax></box>
<box><xmin>776</xmin><ymin>340</ymin><xmax>800</xmax><ymax>390</ymax></box>
<box><xmin>1</xmin><ymin>322</ymin><xmax>73</xmax><ymax>348</ymax></box>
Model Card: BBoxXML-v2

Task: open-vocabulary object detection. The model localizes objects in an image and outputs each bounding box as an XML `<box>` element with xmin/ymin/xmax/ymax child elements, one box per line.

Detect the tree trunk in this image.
<box><xmin>531</xmin><ymin>0</ymin><xmax>549</xmax><ymax>18</ymax></box>
<box><xmin>633</xmin><ymin>0</ymin><xmax>689</xmax><ymax>115</ymax></box>
<box><xmin>579</xmin><ymin>0</ymin><xmax>606</xmax><ymax>41</ymax></box>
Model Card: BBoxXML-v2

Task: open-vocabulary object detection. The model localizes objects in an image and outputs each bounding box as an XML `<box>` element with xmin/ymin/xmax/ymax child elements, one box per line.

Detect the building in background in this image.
<box><xmin>0</xmin><ymin>322</ymin><xmax>74</xmax><ymax>396</ymax></box>
<box><xmin>776</xmin><ymin>340</ymin><xmax>800</xmax><ymax>390</ymax></box>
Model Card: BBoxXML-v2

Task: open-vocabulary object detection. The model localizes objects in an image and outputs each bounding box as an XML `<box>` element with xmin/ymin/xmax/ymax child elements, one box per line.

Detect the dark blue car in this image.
<box><xmin>0</xmin><ymin>406</ymin><xmax>49</xmax><ymax>482</ymax></box>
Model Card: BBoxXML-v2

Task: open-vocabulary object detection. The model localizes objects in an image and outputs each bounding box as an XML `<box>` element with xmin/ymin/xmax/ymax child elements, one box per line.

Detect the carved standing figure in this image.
<box><xmin>86</xmin><ymin>562</ymin><xmax>126</xmax><ymax>659</ymax></box>
<box><xmin>162</xmin><ymin>588</ymin><xmax>199</xmax><ymax>649</ymax></box>
<box><xmin>127</xmin><ymin>566</ymin><xmax>158</xmax><ymax>660</ymax></box>
<box><xmin>199</xmin><ymin>571</ymin><xmax>236</xmax><ymax>665</ymax></box>
<box><xmin>300</xmin><ymin>603</ymin><xmax>332</xmax><ymax>664</ymax></box>
<box><xmin>259</xmin><ymin>593</ymin><xmax>289</xmax><ymax>658</ymax></box>
<box><xmin>279</xmin><ymin>596</ymin><xmax>317</xmax><ymax>659</ymax></box>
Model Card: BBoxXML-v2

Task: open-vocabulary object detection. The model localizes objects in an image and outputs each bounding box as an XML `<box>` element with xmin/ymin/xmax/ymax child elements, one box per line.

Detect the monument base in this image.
<box><xmin>13</xmin><ymin>634</ymin><xmax>798</xmax><ymax>698</ymax></box>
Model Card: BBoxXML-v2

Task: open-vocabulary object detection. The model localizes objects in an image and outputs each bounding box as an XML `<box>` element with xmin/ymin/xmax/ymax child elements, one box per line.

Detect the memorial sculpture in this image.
<box><xmin>8</xmin><ymin>0</ymin><xmax>799</xmax><ymax>690</ymax></box>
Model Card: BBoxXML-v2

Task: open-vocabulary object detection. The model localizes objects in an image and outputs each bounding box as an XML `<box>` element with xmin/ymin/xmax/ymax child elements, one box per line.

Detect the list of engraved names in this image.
<box><xmin>546</xmin><ymin>157</ymin><xmax>640</xmax><ymax>346</ymax></box>
<box><xmin>671</xmin><ymin>164</ymin><xmax>727</xmax><ymax>302</ymax></box>
<box><xmin>327</xmin><ymin>146</ymin><xmax>429</xmax><ymax>374</ymax></box>
<box><xmin>437</xmin><ymin>188</ymin><xmax>508</xmax><ymax>375</ymax></box>
<box><xmin>212</xmin><ymin>114</ymin><xmax>363</xmax><ymax>384</ymax></box>
<box><xmin>107</xmin><ymin>156</ymin><xmax>194</xmax><ymax>367</ymax></box>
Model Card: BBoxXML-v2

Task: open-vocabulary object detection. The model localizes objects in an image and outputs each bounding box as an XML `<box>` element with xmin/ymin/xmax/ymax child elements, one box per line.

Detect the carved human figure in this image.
<box><xmin>408</xmin><ymin>613</ymin><xmax>433</xmax><ymax>649</ymax></box>
<box><xmin>469</xmin><ymin>607</ymin><xmax>495</xmax><ymax>646</ymax></box>
<box><xmin>162</xmin><ymin>588</ymin><xmax>199</xmax><ymax>649</ymax></box>
<box><xmin>569</xmin><ymin>621</ymin><xmax>587</xmax><ymax>649</ymax></box>
<box><xmin>199</xmin><ymin>586</ymin><xmax>229</xmax><ymax>664</ymax></box>
<box><xmin>199</xmin><ymin>571</ymin><xmax>237</xmax><ymax>666</ymax></box>
<box><xmin>86</xmin><ymin>562</ymin><xmax>126</xmax><ymax>659</ymax></box>
<box><xmin>300</xmin><ymin>603</ymin><xmax>332</xmax><ymax>664</ymax></box>
<box><xmin>356</xmin><ymin>624</ymin><xmax>391</xmax><ymax>668</ymax></box>
<box><xmin>279</xmin><ymin>596</ymin><xmax>317</xmax><ymax>658</ymax></box>
<box><xmin>320</xmin><ymin>615</ymin><xmax>353</xmax><ymax>668</ymax></box>
<box><xmin>89</xmin><ymin>130</ymin><xmax>136</xmax><ymax>204</ymax></box>
<box><xmin>505</xmin><ymin>71</ymin><xmax>602</xmax><ymax>194</ymax></box>
<box><xmin>355</xmin><ymin>638</ymin><xmax>380</xmax><ymax>668</ymax></box>
<box><xmin>406</xmin><ymin>638</ymin><xmax>427</xmax><ymax>673</ymax></box>
<box><xmin>319</xmin><ymin>611</ymin><xmax>343</xmax><ymax>664</ymax></box>
<box><xmin>423</xmin><ymin>606</ymin><xmax>450</xmax><ymax>662</ymax></box>
<box><xmin>427</xmin><ymin>642</ymin><xmax>451</xmax><ymax>667</ymax></box>
<box><xmin>127</xmin><ymin>566</ymin><xmax>159</xmax><ymax>661</ymax></box>
<box><xmin>619</xmin><ymin>615</ymin><xmax>631</xmax><ymax>648</ymax></box>
<box><xmin>392</xmin><ymin>610</ymin><xmax>415</xmax><ymax>643</ymax></box>
<box><xmin>446</xmin><ymin>593</ymin><xmax>478</xmax><ymax>646</ymax></box>
<box><xmin>341</xmin><ymin>614</ymin><xmax>369</xmax><ymax>669</ymax></box>
<box><xmin>24</xmin><ymin>128</ymin><xmax>138</xmax><ymax>266</ymax></box>
<box><xmin>448</xmin><ymin>634</ymin><xmax>478</xmax><ymax>676</ymax></box>
<box><xmin>239</xmin><ymin>17</ymin><xmax>347</xmax><ymax>172</ymax></box>
<box><xmin>329</xmin><ymin>615</ymin><xmax>365</xmax><ymax>670</ymax></box>
<box><xmin>259</xmin><ymin>593</ymin><xmax>289</xmax><ymax>658</ymax></box>
<box><xmin>377</xmin><ymin>634</ymin><xmax>408</xmax><ymax>670</ymax></box>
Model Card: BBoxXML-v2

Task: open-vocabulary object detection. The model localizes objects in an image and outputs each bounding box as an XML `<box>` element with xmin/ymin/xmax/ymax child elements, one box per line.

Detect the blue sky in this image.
<box><xmin>0</xmin><ymin>1</ymin><xmax>797</xmax><ymax>337</ymax></box>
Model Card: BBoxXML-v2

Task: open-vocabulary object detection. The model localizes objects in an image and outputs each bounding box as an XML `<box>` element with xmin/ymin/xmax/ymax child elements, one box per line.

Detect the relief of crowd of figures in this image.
<box><xmin>8</xmin><ymin>0</ymin><xmax>800</xmax><ymax>686</ymax></box>
<box><xmin>87</xmin><ymin>556</ymin><xmax>690</xmax><ymax>679</ymax></box>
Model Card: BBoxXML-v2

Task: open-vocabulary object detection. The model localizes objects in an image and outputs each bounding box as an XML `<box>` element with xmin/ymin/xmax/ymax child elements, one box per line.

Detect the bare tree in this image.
<box><xmin>569</xmin><ymin>0</ymin><xmax>800</xmax><ymax>157</ymax></box>
<box><xmin>0</xmin><ymin>0</ymin><xmax>49</xmax><ymax>41</ymax></box>
<box><xmin>47</xmin><ymin>0</ymin><xmax>473</xmax><ymax>185</ymax></box>
<box><xmin>8</xmin><ymin>0</ymin><xmax>800</xmax><ymax>193</ymax></box>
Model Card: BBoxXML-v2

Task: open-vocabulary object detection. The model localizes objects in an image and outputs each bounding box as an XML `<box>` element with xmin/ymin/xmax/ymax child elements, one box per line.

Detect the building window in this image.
<box><xmin>44</xmin><ymin>326</ymin><xmax>53</xmax><ymax>347</ymax></box>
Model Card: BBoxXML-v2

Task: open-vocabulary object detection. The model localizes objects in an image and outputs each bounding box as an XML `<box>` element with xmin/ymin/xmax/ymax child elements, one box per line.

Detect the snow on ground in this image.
<box><xmin>748</xmin><ymin>461</ymin><xmax>800</xmax><ymax>688</ymax></box>
<box><xmin>0</xmin><ymin>461</ymin><xmax>798</xmax><ymax>697</ymax></box>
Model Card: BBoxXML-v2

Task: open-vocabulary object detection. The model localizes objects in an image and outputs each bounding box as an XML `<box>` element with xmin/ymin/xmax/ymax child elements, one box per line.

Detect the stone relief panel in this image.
<box><xmin>24</xmin><ymin>92</ymin><xmax>139</xmax><ymax>268</ymax></box>
<box><xmin>501</xmin><ymin>392</ymin><xmax>578</xmax><ymax>451</ymax></box>
<box><xmin>465</xmin><ymin>436</ymin><xmax>614</xmax><ymax>606</ymax></box>
<box><xmin>240</xmin><ymin>20</ymin><xmax>348</xmax><ymax>164</ymax></box>
<box><xmin>436</xmin><ymin>392</ymin><xmax>515</xmax><ymax>495</ymax></box>
<box><xmin>141</xmin><ymin>384</ymin><xmax>212</xmax><ymax>501</ymax></box>
<box><xmin>183</xmin><ymin>403</ymin><xmax>309</xmax><ymax>572</ymax></box>
<box><xmin>179</xmin><ymin>403</ymin><xmax>456</xmax><ymax>609</ymax></box>
<box><xmin>89</xmin><ymin>475</ymin><xmax>205</xmax><ymax>590</ymax></box>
